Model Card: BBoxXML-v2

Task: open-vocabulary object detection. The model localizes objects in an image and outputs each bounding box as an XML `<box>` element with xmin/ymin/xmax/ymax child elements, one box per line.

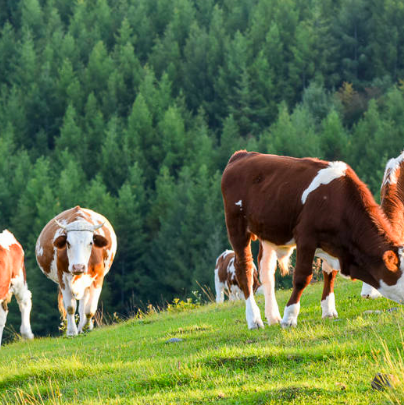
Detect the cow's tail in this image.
<box><xmin>58</xmin><ymin>288</ymin><xmax>66</xmax><ymax>319</ymax></box>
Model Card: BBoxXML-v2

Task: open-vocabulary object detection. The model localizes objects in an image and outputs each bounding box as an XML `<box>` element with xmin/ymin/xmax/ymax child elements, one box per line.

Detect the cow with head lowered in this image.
<box><xmin>221</xmin><ymin>151</ymin><xmax>404</xmax><ymax>329</ymax></box>
<box><xmin>361</xmin><ymin>151</ymin><xmax>404</xmax><ymax>299</ymax></box>
<box><xmin>215</xmin><ymin>249</ymin><xmax>261</xmax><ymax>303</ymax></box>
<box><xmin>0</xmin><ymin>230</ymin><xmax>34</xmax><ymax>346</ymax></box>
<box><xmin>36</xmin><ymin>206</ymin><xmax>117</xmax><ymax>336</ymax></box>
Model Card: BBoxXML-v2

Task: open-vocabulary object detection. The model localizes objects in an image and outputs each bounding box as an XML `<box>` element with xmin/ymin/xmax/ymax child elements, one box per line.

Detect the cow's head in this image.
<box><xmin>375</xmin><ymin>248</ymin><xmax>404</xmax><ymax>303</ymax></box>
<box><xmin>53</xmin><ymin>219</ymin><xmax>109</xmax><ymax>275</ymax></box>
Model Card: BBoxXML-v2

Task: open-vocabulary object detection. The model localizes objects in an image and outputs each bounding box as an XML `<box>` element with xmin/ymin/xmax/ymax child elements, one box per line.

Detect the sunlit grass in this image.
<box><xmin>0</xmin><ymin>278</ymin><xmax>403</xmax><ymax>404</ymax></box>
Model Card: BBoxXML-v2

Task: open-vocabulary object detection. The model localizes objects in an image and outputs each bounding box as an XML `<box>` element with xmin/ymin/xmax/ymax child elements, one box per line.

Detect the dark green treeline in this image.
<box><xmin>1</xmin><ymin>0</ymin><xmax>404</xmax><ymax>336</ymax></box>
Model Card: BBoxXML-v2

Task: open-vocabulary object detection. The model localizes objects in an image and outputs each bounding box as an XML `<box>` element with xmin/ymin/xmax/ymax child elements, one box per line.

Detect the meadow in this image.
<box><xmin>1</xmin><ymin>278</ymin><xmax>404</xmax><ymax>404</ymax></box>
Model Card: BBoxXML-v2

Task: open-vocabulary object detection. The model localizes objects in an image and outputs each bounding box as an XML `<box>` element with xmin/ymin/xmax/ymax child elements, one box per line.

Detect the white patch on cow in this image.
<box><xmin>53</xmin><ymin>227</ymin><xmax>65</xmax><ymax>242</ymax></box>
<box><xmin>281</xmin><ymin>302</ymin><xmax>300</xmax><ymax>328</ymax></box>
<box><xmin>10</xmin><ymin>270</ymin><xmax>34</xmax><ymax>339</ymax></box>
<box><xmin>315</xmin><ymin>249</ymin><xmax>341</xmax><ymax>272</ymax></box>
<box><xmin>245</xmin><ymin>295</ymin><xmax>264</xmax><ymax>329</ymax></box>
<box><xmin>215</xmin><ymin>249</ymin><xmax>234</xmax><ymax>266</ymax></box>
<box><xmin>64</xmin><ymin>273</ymin><xmax>96</xmax><ymax>301</ymax></box>
<box><xmin>382</xmin><ymin>152</ymin><xmax>404</xmax><ymax>186</ymax></box>
<box><xmin>44</xmin><ymin>250</ymin><xmax>59</xmax><ymax>283</ymax></box>
<box><xmin>321</xmin><ymin>293</ymin><xmax>338</xmax><ymax>318</ymax></box>
<box><xmin>0</xmin><ymin>230</ymin><xmax>20</xmax><ymax>251</ymax></box>
<box><xmin>262</xmin><ymin>239</ymin><xmax>296</xmax><ymax>276</ymax></box>
<box><xmin>260</xmin><ymin>241</ymin><xmax>282</xmax><ymax>325</ymax></box>
<box><xmin>301</xmin><ymin>161</ymin><xmax>348</xmax><ymax>204</ymax></box>
<box><xmin>235</xmin><ymin>200</ymin><xmax>242</xmax><ymax>208</ymax></box>
<box><xmin>0</xmin><ymin>299</ymin><xmax>7</xmax><ymax>347</ymax></box>
<box><xmin>361</xmin><ymin>282</ymin><xmax>382</xmax><ymax>299</ymax></box>
<box><xmin>255</xmin><ymin>285</ymin><xmax>264</xmax><ymax>295</ymax></box>
<box><xmin>228</xmin><ymin>258</ymin><xmax>236</xmax><ymax>280</ymax></box>
<box><xmin>35</xmin><ymin>240</ymin><xmax>43</xmax><ymax>257</ymax></box>
<box><xmin>214</xmin><ymin>268</ymin><xmax>225</xmax><ymax>303</ymax></box>
<box><xmin>65</xmin><ymin>222</ymin><xmax>95</xmax><ymax>274</ymax></box>
<box><xmin>229</xmin><ymin>285</ymin><xmax>244</xmax><ymax>301</ymax></box>
<box><xmin>378</xmin><ymin>272</ymin><xmax>404</xmax><ymax>304</ymax></box>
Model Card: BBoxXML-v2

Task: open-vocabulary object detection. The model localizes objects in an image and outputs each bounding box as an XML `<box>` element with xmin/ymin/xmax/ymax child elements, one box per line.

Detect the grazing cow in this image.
<box><xmin>215</xmin><ymin>249</ymin><xmax>261</xmax><ymax>303</ymax></box>
<box><xmin>36</xmin><ymin>206</ymin><xmax>117</xmax><ymax>336</ymax></box>
<box><xmin>362</xmin><ymin>151</ymin><xmax>404</xmax><ymax>299</ymax></box>
<box><xmin>221</xmin><ymin>151</ymin><xmax>404</xmax><ymax>329</ymax></box>
<box><xmin>0</xmin><ymin>230</ymin><xmax>34</xmax><ymax>346</ymax></box>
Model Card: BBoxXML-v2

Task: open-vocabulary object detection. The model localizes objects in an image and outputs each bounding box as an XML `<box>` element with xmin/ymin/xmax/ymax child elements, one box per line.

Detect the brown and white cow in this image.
<box><xmin>361</xmin><ymin>151</ymin><xmax>404</xmax><ymax>299</ymax></box>
<box><xmin>215</xmin><ymin>249</ymin><xmax>261</xmax><ymax>303</ymax></box>
<box><xmin>221</xmin><ymin>151</ymin><xmax>404</xmax><ymax>329</ymax></box>
<box><xmin>36</xmin><ymin>206</ymin><xmax>117</xmax><ymax>336</ymax></box>
<box><xmin>0</xmin><ymin>230</ymin><xmax>34</xmax><ymax>346</ymax></box>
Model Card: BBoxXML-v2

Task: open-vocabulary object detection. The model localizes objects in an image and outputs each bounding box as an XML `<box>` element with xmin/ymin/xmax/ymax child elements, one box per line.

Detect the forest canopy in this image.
<box><xmin>1</xmin><ymin>0</ymin><xmax>404</xmax><ymax>336</ymax></box>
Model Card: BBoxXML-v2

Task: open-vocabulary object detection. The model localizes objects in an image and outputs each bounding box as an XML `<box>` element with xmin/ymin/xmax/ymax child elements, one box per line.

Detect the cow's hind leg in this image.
<box><xmin>214</xmin><ymin>270</ymin><xmax>225</xmax><ymax>303</ymax></box>
<box><xmin>62</xmin><ymin>287</ymin><xmax>78</xmax><ymax>336</ymax></box>
<box><xmin>12</xmin><ymin>277</ymin><xmax>34</xmax><ymax>340</ymax></box>
<box><xmin>259</xmin><ymin>241</ymin><xmax>282</xmax><ymax>325</ymax></box>
<box><xmin>227</xmin><ymin>227</ymin><xmax>263</xmax><ymax>329</ymax></box>
<box><xmin>0</xmin><ymin>299</ymin><xmax>8</xmax><ymax>347</ymax></box>
<box><xmin>80</xmin><ymin>284</ymin><xmax>103</xmax><ymax>332</ymax></box>
<box><xmin>281</xmin><ymin>243</ymin><xmax>315</xmax><ymax>328</ymax></box>
<box><xmin>321</xmin><ymin>261</ymin><xmax>338</xmax><ymax>319</ymax></box>
<box><xmin>78</xmin><ymin>288</ymin><xmax>91</xmax><ymax>333</ymax></box>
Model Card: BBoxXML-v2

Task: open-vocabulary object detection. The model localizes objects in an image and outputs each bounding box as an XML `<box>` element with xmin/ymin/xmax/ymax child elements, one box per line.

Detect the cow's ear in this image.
<box><xmin>93</xmin><ymin>234</ymin><xmax>108</xmax><ymax>248</ymax></box>
<box><xmin>383</xmin><ymin>250</ymin><xmax>399</xmax><ymax>272</ymax></box>
<box><xmin>54</xmin><ymin>235</ymin><xmax>67</xmax><ymax>249</ymax></box>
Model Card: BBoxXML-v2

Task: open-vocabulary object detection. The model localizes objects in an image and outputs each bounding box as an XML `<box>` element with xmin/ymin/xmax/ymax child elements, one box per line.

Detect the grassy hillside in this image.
<box><xmin>1</xmin><ymin>278</ymin><xmax>404</xmax><ymax>404</ymax></box>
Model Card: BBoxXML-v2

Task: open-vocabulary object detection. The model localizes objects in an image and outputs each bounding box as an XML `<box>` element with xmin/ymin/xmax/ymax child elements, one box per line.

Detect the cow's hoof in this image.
<box><xmin>267</xmin><ymin>317</ymin><xmax>281</xmax><ymax>326</ymax></box>
<box><xmin>322</xmin><ymin>312</ymin><xmax>338</xmax><ymax>319</ymax></box>
<box><xmin>22</xmin><ymin>332</ymin><xmax>34</xmax><ymax>340</ymax></box>
<box><xmin>248</xmin><ymin>319</ymin><xmax>265</xmax><ymax>330</ymax></box>
<box><xmin>280</xmin><ymin>321</ymin><xmax>297</xmax><ymax>329</ymax></box>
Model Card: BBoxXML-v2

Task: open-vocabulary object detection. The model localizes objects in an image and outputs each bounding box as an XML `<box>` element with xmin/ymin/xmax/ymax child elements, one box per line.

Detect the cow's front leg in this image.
<box><xmin>62</xmin><ymin>287</ymin><xmax>78</xmax><ymax>336</ymax></box>
<box><xmin>321</xmin><ymin>261</ymin><xmax>338</xmax><ymax>319</ymax></box>
<box><xmin>259</xmin><ymin>241</ymin><xmax>282</xmax><ymax>325</ymax></box>
<box><xmin>78</xmin><ymin>288</ymin><xmax>91</xmax><ymax>333</ymax></box>
<box><xmin>0</xmin><ymin>300</ymin><xmax>9</xmax><ymax>347</ymax></box>
<box><xmin>281</xmin><ymin>244</ymin><xmax>315</xmax><ymax>328</ymax></box>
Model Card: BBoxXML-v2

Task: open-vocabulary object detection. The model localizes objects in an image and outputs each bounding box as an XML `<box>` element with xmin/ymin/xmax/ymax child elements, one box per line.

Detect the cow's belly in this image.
<box><xmin>315</xmin><ymin>249</ymin><xmax>341</xmax><ymax>272</ymax></box>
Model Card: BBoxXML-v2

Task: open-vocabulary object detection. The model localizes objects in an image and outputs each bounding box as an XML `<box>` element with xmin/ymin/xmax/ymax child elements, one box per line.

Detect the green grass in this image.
<box><xmin>1</xmin><ymin>278</ymin><xmax>404</xmax><ymax>404</ymax></box>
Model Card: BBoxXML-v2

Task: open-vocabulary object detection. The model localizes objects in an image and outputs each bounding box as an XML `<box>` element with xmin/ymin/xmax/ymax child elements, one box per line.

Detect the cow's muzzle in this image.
<box><xmin>72</xmin><ymin>264</ymin><xmax>86</xmax><ymax>275</ymax></box>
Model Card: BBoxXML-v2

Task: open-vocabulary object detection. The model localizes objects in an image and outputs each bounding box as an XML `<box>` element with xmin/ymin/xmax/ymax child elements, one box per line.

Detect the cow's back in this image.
<box><xmin>222</xmin><ymin>152</ymin><xmax>329</xmax><ymax>245</ymax></box>
<box><xmin>36</xmin><ymin>206</ymin><xmax>117</xmax><ymax>284</ymax></box>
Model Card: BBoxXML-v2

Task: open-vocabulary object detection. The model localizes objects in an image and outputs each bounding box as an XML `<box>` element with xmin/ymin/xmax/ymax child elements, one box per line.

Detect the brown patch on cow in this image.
<box><xmin>58</xmin><ymin>288</ymin><xmax>66</xmax><ymax>319</ymax></box>
<box><xmin>67</xmin><ymin>306</ymin><xmax>75</xmax><ymax>315</ymax></box>
<box><xmin>0</xmin><ymin>242</ymin><xmax>25</xmax><ymax>301</ymax></box>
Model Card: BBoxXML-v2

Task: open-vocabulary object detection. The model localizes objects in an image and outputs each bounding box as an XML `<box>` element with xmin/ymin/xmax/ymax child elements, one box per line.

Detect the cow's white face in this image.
<box><xmin>53</xmin><ymin>227</ymin><xmax>109</xmax><ymax>275</ymax></box>
<box><xmin>65</xmin><ymin>230</ymin><xmax>94</xmax><ymax>274</ymax></box>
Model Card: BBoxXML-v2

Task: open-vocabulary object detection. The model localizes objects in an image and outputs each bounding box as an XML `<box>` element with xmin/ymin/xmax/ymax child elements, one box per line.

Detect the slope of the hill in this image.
<box><xmin>1</xmin><ymin>278</ymin><xmax>404</xmax><ymax>404</ymax></box>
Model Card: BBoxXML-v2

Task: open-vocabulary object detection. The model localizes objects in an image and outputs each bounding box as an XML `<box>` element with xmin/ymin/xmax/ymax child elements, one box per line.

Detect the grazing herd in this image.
<box><xmin>0</xmin><ymin>150</ymin><xmax>404</xmax><ymax>346</ymax></box>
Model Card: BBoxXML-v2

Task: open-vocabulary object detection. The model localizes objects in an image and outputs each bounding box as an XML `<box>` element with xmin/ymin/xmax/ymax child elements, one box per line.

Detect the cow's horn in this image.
<box><xmin>91</xmin><ymin>222</ymin><xmax>105</xmax><ymax>231</ymax></box>
<box><xmin>54</xmin><ymin>219</ymin><xmax>67</xmax><ymax>230</ymax></box>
